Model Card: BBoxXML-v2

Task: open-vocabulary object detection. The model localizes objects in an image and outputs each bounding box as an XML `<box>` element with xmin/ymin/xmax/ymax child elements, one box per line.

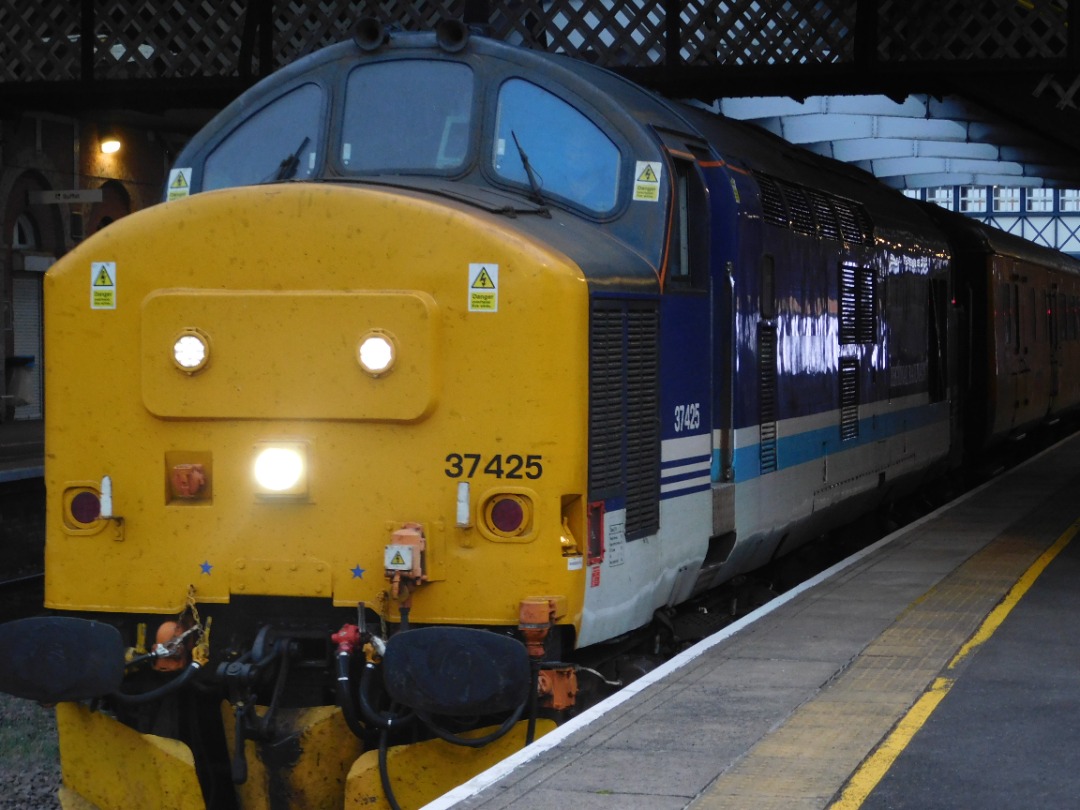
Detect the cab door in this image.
<box><xmin>655</xmin><ymin>133</ymin><xmax>714</xmax><ymax>603</ymax></box>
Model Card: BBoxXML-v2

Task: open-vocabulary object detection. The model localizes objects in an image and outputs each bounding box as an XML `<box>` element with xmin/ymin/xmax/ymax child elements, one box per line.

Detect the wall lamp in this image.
<box><xmin>99</xmin><ymin>126</ymin><xmax>121</xmax><ymax>154</ymax></box>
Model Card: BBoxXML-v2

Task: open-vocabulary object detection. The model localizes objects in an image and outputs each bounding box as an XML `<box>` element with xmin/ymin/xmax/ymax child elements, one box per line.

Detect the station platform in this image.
<box><xmin>428</xmin><ymin>431</ymin><xmax>1080</xmax><ymax>810</ymax></box>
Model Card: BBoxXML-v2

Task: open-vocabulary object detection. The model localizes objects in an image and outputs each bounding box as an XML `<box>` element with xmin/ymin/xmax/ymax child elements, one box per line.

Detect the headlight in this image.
<box><xmin>357</xmin><ymin>330</ymin><xmax>396</xmax><ymax>376</ymax></box>
<box><xmin>253</xmin><ymin>442</ymin><xmax>309</xmax><ymax>498</ymax></box>
<box><xmin>173</xmin><ymin>329</ymin><xmax>210</xmax><ymax>373</ymax></box>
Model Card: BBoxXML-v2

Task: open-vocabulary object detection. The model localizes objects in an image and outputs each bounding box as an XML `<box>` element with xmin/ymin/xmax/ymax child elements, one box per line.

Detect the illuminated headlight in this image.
<box><xmin>253</xmin><ymin>442</ymin><xmax>309</xmax><ymax>498</ymax></box>
<box><xmin>357</xmin><ymin>331</ymin><xmax>396</xmax><ymax>377</ymax></box>
<box><xmin>173</xmin><ymin>330</ymin><xmax>210</xmax><ymax>373</ymax></box>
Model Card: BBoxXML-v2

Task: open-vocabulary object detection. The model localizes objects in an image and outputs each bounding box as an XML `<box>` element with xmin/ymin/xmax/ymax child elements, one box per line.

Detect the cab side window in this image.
<box><xmin>664</xmin><ymin>151</ymin><xmax>709</xmax><ymax>290</ymax></box>
<box><xmin>202</xmin><ymin>83</ymin><xmax>325</xmax><ymax>191</ymax></box>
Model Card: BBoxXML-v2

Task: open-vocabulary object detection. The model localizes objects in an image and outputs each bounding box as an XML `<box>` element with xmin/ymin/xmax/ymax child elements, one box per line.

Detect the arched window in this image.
<box><xmin>12</xmin><ymin>214</ymin><xmax>38</xmax><ymax>250</ymax></box>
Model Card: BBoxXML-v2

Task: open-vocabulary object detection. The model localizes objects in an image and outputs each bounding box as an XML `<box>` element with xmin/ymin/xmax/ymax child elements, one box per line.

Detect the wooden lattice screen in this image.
<box><xmin>0</xmin><ymin>0</ymin><xmax>1072</xmax><ymax>83</ymax></box>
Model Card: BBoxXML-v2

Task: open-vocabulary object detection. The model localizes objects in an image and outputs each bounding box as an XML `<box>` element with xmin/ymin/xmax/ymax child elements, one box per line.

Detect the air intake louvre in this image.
<box><xmin>806</xmin><ymin>189</ymin><xmax>841</xmax><ymax>240</ymax></box>
<box><xmin>839</xmin><ymin>264</ymin><xmax>858</xmax><ymax>343</ymax></box>
<box><xmin>589</xmin><ymin>300</ymin><xmax>660</xmax><ymax>539</ymax></box>
<box><xmin>778</xmin><ymin>180</ymin><xmax>816</xmax><ymax>235</ymax></box>
<box><xmin>755</xmin><ymin>174</ymin><xmax>788</xmax><ymax>227</ymax></box>
<box><xmin>754</xmin><ymin>172</ymin><xmax>874</xmax><ymax>245</ymax></box>
<box><xmin>758</xmin><ymin>324</ymin><xmax>778</xmax><ymax>474</ymax></box>
<box><xmin>834</xmin><ymin>198</ymin><xmax>875</xmax><ymax>244</ymax></box>
<box><xmin>856</xmin><ymin>265</ymin><xmax>876</xmax><ymax>343</ymax></box>
<box><xmin>840</xmin><ymin>358</ymin><xmax>859</xmax><ymax>441</ymax></box>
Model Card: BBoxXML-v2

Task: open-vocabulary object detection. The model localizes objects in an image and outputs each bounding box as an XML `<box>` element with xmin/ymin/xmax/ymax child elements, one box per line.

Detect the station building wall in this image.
<box><xmin>0</xmin><ymin>114</ymin><xmax>186</xmax><ymax>421</ymax></box>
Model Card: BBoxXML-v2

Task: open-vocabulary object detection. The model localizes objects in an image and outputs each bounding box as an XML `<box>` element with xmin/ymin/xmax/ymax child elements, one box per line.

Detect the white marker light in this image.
<box><xmin>253</xmin><ymin>444</ymin><xmax>308</xmax><ymax>496</ymax></box>
<box><xmin>358</xmin><ymin>332</ymin><xmax>396</xmax><ymax>376</ymax></box>
<box><xmin>456</xmin><ymin>481</ymin><xmax>472</xmax><ymax>528</ymax></box>
<box><xmin>100</xmin><ymin>475</ymin><xmax>114</xmax><ymax>519</ymax></box>
<box><xmin>173</xmin><ymin>330</ymin><xmax>210</xmax><ymax>373</ymax></box>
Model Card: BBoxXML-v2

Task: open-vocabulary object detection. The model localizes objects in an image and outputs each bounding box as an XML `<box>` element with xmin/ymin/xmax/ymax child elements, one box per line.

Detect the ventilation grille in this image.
<box><xmin>806</xmin><ymin>189</ymin><xmax>841</xmax><ymax>240</ymax></box>
<box><xmin>777</xmin><ymin>180</ymin><xmax>816</xmax><ymax>235</ymax></box>
<box><xmin>589</xmin><ymin>300</ymin><xmax>660</xmax><ymax>539</ymax></box>
<box><xmin>855</xmin><ymin>265</ymin><xmax>876</xmax><ymax>342</ymax></box>
<box><xmin>755</xmin><ymin>174</ymin><xmax>788</xmax><ymax>227</ymax></box>
<box><xmin>758</xmin><ymin>323</ymin><xmax>778</xmax><ymax>474</ymax></box>
<box><xmin>840</xmin><ymin>359</ymin><xmax>859</xmax><ymax>441</ymax></box>
<box><xmin>753</xmin><ymin>172</ymin><xmax>874</xmax><ymax>244</ymax></box>
<box><xmin>588</xmin><ymin>307</ymin><xmax>625</xmax><ymax>493</ymax></box>
<box><xmin>839</xmin><ymin>264</ymin><xmax>858</xmax><ymax>343</ymax></box>
<box><xmin>840</xmin><ymin>264</ymin><xmax>876</xmax><ymax>344</ymax></box>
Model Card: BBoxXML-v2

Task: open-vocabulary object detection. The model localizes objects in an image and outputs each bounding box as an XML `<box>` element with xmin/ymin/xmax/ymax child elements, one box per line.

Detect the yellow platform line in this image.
<box><xmin>828</xmin><ymin>518</ymin><xmax>1080</xmax><ymax>810</ymax></box>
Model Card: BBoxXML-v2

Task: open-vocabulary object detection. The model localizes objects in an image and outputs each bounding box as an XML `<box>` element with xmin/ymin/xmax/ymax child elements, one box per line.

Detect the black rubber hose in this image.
<box><xmin>358</xmin><ymin>662</ymin><xmax>413</xmax><ymax>729</ymax></box>
<box><xmin>378</xmin><ymin>726</ymin><xmax>404</xmax><ymax>810</ymax></box>
<box><xmin>414</xmin><ymin>699</ymin><xmax>526</xmax><ymax>748</ymax></box>
<box><xmin>231</xmin><ymin>706</ymin><xmax>248</xmax><ymax>785</ymax></box>
<box><xmin>335</xmin><ymin>651</ymin><xmax>368</xmax><ymax>739</ymax></box>
<box><xmin>111</xmin><ymin>661</ymin><xmax>201</xmax><ymax>705</ymax></box>
<box><xmin>525</xmin><ymin>660</ymin><xmax>540</xmax><ymax>745</ymax></box>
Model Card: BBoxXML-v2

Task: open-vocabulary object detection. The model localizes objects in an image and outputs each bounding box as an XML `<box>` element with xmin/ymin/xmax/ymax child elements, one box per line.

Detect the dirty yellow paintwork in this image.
<box><xmin>344</xmin><ymin>719</ymin><xmax>557</xmax><ymax>810</ymax></box>
<box><xmin>43</xmin><ymin>183</ymin><xmax>589</xmax><ymax>630</ymax></box>
<box><xmin>56</xmin><ymin>702</ymin><xmax>548</xmax><ymax>809</ymax></box>
<box><xmin>222</xmin><ymin>705</ymin><xmax>364</xmax><ymax>810</ymax></box>
<box><xmin>56</xmin><ymin>702</ymin><xmax>204</xmax><ymax>810</ymax></box>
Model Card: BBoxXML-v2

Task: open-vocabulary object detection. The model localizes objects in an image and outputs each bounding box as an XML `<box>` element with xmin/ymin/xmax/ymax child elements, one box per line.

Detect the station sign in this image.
<box><xmin>29</xmin><ymin>189</ymin><xmax>103</xmax><ymax>205</ymax></box>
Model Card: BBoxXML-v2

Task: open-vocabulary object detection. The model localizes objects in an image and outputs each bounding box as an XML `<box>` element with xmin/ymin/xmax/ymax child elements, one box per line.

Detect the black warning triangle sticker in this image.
<box><xmin>472</xmin><ymin>268</ymin><xmax>496</xmax><ymax>289</ymax></box>
<box><xmin>93</xmin><ymin>266</ymin><xmax>114</xmax><ymax>286</ymax></box>
<box><xmin>170</xmin><ymin>172</ymin><xmax>189</xmax><ymax>189</ymax></box>
<box><xmin>637</xmin><ymin>165</ymin><xmax>659</xmax><ymax>183</ymax></box>
<box><xmin>390</xmin><ymin>551</ymin><xmax>406</xmax><ymax>566</ymax></box>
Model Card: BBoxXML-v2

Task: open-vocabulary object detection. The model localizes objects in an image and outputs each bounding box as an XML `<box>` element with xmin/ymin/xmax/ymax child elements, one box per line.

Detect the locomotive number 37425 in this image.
<box><xmin>674</xmin><ymin>402</ymin><xmax>701</xmax><ymax>432</ymax></box>
<box><xmin>444</xmin><ymin>453</ymin><xmax>543</xmax><ymax>480</ymax></box>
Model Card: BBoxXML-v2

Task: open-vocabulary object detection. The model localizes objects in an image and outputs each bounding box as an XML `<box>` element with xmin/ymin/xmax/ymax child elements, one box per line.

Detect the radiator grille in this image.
<box><xmin>589</xmin><ymin>300</ymin><xmax>660</xmax><ymax>539</ymax></box>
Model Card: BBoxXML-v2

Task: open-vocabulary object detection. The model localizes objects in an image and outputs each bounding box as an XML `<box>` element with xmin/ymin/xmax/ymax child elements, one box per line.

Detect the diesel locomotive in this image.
<box><xmin>2</xmin><ymin>20</ymin><xmax>1080</xmax><ymax>810</ymax></box>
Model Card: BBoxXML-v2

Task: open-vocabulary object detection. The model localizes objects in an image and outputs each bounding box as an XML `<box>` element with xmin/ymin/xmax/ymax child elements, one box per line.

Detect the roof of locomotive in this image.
<box><xmin>173</xmin><ymin>26</ymin><xmax>950</xmax><ymax>272</ymax></box>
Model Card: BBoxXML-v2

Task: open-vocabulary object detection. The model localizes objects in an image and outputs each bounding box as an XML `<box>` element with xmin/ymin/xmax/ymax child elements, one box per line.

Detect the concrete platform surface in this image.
<box><xmin>426</xmin><ymin>433</ymin><xmax>1080</xmax><ymax>810</ymax></box>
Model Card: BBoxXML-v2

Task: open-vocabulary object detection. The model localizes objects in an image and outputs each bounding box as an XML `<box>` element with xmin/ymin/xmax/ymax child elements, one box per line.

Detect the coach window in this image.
<box><xmin>492</xmin><ymin>79</ymin><xmax>620</xmax><ymax>214</ymax></box>
<box><xmin>1012</xmin><ymin>284</ymin><xmax>1021</xmax><ymax>353</ymax></box>
<box><xmin>341</xmin><ymin>61</ymin><xmax>474</xmax><ymax>173</ymax></box>
<box><xmin>202</xmin><ymin>83</ymin><xmax>324</xmax><ymax>191</ymax></box>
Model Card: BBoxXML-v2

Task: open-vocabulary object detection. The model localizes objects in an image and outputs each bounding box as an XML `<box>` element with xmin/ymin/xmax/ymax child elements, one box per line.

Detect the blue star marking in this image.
<box><xmin>351</xmin><ymin>564</ymin><xmax>365</xmax><ymax>579</ymax></box>
<box><xmin>200</xmin><ymin>560</ymin><xmax>213</xmax><ymax>575</ymax></box>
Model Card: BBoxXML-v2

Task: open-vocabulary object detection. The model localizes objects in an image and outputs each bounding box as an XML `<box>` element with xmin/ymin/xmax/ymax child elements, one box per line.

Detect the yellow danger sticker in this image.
<box><xmin>90</xmin><ymin>262</ymin><xmax>116</xmax><ymax>310</ymax></box>
<box><xmin>633</xmin><ymin>160</ymin><xmax>663</xmax><ymax>202</ymax></box>
<box><xmin>468</xmin><ymin>263</ymin><xmax>499</xmax><ymax>312</ymax></box>
<box><xmin>167</xmin><ymin>168</ymin><xmax>192</xmax><ymax>202</ymax></box>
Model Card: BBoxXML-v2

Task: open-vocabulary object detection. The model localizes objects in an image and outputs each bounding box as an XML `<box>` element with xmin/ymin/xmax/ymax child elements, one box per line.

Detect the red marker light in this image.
<box><xmin>490</xmin><ymin>497</ymin><xmax>525</xmax><ymax>534</ymax></box>
<box><xmin>70</xmin><ymin>491</ymin><xmax>101</xmax><ymax>524</ymax></box>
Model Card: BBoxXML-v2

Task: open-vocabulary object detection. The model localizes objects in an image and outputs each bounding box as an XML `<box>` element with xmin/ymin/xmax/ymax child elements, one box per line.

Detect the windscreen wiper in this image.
<box><xmin>510</xmin><ymin>131</ymin><xmax>551</xmax><ymax>218</ymax></box>
<box><xmin>273</xmin><ymin>137</ymin><xmax>311</xmax><ymax>182</ymax></box>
